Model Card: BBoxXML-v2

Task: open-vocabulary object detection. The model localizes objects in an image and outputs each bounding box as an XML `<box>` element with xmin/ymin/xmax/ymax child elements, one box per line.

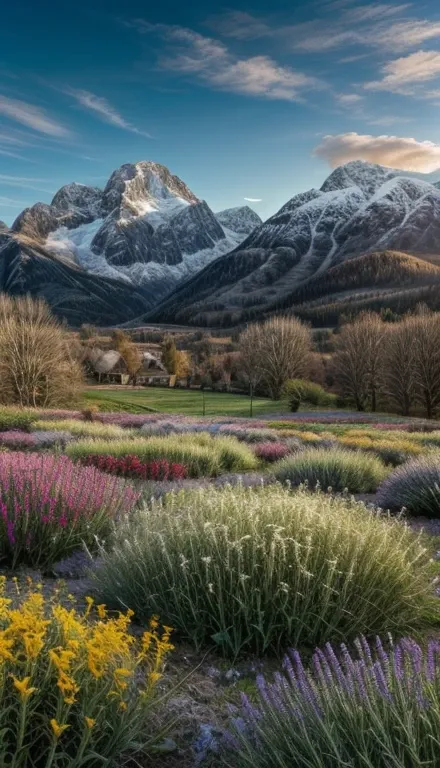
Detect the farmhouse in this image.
<box><xmin>86</xmin><ymin>348</ymin><xmax>173</xmax><ymax>386</ymax></box>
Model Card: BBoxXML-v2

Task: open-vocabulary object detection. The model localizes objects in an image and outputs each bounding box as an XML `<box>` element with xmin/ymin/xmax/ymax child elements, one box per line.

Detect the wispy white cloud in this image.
<box><xmin>336</xmin><ymin>93</ymin><xmax>363</xmax><ymax>104</ymax></box>
<box><xmin>0</xmin><ymin>196</ymin><xmax>24</xmax><ymax>208</ymax></box>
<box><xmin>367</xmin><ymin>115</ymin><xmax>412</xmax><ymax>126</ymax></box>
<box><xmin>0</xmin><ymin>174</ymin><xmax>54</xmax><ymax>193</ymax></box>
<box><xmin>131</xmin><ymin>21</ymin><xmax>321</xmax><ymax>101</ymax></box>
<box><xmin>207</xmin><ymin>6</ymin><xmax>440</xmax><ymax>54</ymax></box>
<box><xmin>244</xmin><ymin>197</ymin><xmax>262</xmax><ymax>202</ymax></box>
<box><xmin>0</xmin><ymin>95</ymin><xmax>71</xmax><ymax>137</ymax></box>
<box><xmin>314</xmin><ymin>132</ymin><xmax>440</xmax><ymax>172</ymax></box>
<box><xmin>64</xmin><ymin>88</ymin><xmax>151</xmax><ymax>137</ymax></box>
<box><xmin>365</xmin><ymin>50</ymin><xmax>440</xmax><ymax>93</ymax></box>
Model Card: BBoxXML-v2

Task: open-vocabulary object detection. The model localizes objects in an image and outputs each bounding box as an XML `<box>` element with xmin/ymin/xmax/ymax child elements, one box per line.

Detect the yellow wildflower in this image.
<box><xmin>85</xmin><ymin>596</ymin><xmax>94</xmax><ymax>618</ymax></box>
<box><xmin>12</xmin><ymin>676</ymin><xmax>37</xmax><ymax>700</ymax></box>
<box><xmin>149</xmin><ymin>615</ymin><xmax>159</xmax><ymax>630</ymax></box>
<box><xmin>85</xmin><ymin>717</ymin><xmax>96</xmax><ymax>729</ymax></box>
<box><xmin>23</xmin><ymin>632</ymin><xmax>45</xmax><ymax>660</ymax></box>
<box><xmin>0</xmin><ymin>633</ymin><xmax>15</xmax><ymax>662</ymax></box>
<box><xmin>119</xmin><ymin>701</ymin><xmax>127</xmax><ymax>711</ymax></box>
<box><xmin>50</xmin><ymin>719</ymin><xmax>70</xmax><ymax>739</ymax></box>
<box><xmin>97</xmin><ymin>604</ymin><xmax>107</xmax><ymax>620</ymax></box>
<box><xmin>148</xmin><ymin>671</ymin><xmax>162</xmax><ymax>687</ymax></box>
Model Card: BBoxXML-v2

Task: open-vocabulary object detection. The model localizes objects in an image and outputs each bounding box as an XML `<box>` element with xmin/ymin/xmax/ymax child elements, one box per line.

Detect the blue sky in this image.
<box><xmin>1</xmin><ymin>0</ymin><xmax>440</xmax><ymax>223</ymax></box>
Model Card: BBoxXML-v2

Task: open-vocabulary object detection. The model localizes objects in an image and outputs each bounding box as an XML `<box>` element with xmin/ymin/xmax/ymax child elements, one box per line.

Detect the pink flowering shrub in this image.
<box><xmin>254</xmin><ymin>442</ymin><xmax>291</xmax><ymax>463</ymax></box>
<box><xmin>82</xmin><ymin>454</ymin><xmax>188</xmax><ymax>481</ymax></box>
<box><xmin>0</xmin><ymin>453</ymin><xmax>140</xmax><ymax>569</ymax></box>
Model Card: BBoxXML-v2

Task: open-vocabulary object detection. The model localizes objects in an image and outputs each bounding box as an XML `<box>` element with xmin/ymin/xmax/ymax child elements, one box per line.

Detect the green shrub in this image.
<box><xmin>34</xmin><ymin>419</ymin><xmax>129</xmax><ymax>440</ymax></box>
<box><xmin>67</xmin><ymin>433</ymin><xmax>257</xmax><ymax>477</ymax></box>
<box><xmin>377</xmin><ymin>455</ymin><xmax>440</xmax><ymax>516</ymax></box>
<box><xmin>0</xmin><ymin>407</ymin><xmax>34</xmax><ymax>432</ymax></box>
<box><xmin>273</xmin><ymin>448</ymin><xmax>387</xmax><ymax>493</ymax></box>
<box><xmin>92</xmin><ymin>485</ymin><xmax>434</xmax><ymax>657</ymax></box>
<box><xmin>212</xmin><ymin>436</ymin><xmax>258</xmax><ymax>472</ymax></box>
<box><xmin>283</xmin><ymin>380</ymin><xmax>337</xmax><ymax>411</ymax></box>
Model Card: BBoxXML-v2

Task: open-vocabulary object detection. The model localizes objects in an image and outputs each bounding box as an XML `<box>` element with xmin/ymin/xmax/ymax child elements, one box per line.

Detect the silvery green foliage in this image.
<box><xmin>377</xmin><ymin>456</ymin><xmax>440</xmax><ymax>516</ymax></box>
<box><xmin>274</xmin><ymin>448</ymin><xmax>387</xmax><ymax>493</ymax></box>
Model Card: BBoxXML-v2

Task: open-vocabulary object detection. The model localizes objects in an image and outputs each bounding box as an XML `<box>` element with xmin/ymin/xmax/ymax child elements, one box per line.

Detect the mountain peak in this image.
<box><xmin>321</xmin><ymin>160</ymin><xmax>395</xmax><ymax>196</ymax></box>
<box><xmin>101</xmin><ymin>161</ymin><xmax>199</xmax><ymax>220</ymax></box>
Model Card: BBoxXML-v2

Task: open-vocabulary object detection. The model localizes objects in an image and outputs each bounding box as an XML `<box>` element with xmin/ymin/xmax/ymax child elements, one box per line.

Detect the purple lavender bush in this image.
<box><xmin>0</xmin><ymin>430</ymin><xmax>73</xmax><ymax>450</ymax></box>
<box><xmin>0</xmin><ymin>452</ymin><xmax>139</xmax><ymax>569</ymax></box>
<box><xmin>0</xmin><ymin>431</ymin><xmax>36</xmax><ymax>450</ymax></box>
<box><xmin>377</xmin><ymin>456</ymin><xmax>440</xmax><ymax>517</ymax></box>
<box><xmin>221</xmin><ymin>636</ymin><xmax>440</xmax><ymax>767</ymax></box>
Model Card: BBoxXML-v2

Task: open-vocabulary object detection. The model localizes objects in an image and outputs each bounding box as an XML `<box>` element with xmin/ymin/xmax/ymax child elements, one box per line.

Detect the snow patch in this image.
<box><xmin>46</xmin><ymin>220</ymin><xmax>132</xmax><ymax>283</ymax></box>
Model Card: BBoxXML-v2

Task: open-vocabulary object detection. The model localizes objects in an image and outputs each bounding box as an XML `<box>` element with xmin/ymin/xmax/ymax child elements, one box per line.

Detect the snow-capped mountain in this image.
<box><xmin>215</xmin><ymin>206</ymin><xmax>262</xmax><ymax>235</ymax></box>
<box><xmin>148</xmin><ymin>160</ymin><xmax>440</xmax><ymax>326</ymax></box>
<box><xmin>9</xmin><ymin>161</ymin><xmax>261</xmax><ymax>305</ymax></box>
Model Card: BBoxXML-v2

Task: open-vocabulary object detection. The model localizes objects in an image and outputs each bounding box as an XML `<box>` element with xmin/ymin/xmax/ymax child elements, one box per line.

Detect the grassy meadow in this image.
<box><xmin>83</xmin><ymin>385</ymin><xmax>288</xmax><ymax>416</ymax></box>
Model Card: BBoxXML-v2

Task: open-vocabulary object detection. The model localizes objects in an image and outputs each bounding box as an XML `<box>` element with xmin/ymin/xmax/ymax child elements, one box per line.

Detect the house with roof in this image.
<box><xmin>85</xmin><ymin>348</ymin><xmax>173</xmax><ymax>386</ymax></box>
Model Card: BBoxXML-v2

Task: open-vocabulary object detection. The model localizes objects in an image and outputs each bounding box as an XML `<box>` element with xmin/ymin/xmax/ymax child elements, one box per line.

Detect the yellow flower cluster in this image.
<box><xmin>0</xmin><ymin>578</ymin><xmax>173</xmax><ymax>763</ymax></box>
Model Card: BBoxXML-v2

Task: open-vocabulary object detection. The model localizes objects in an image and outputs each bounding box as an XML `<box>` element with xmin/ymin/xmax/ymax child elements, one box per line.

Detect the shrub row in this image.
<box><xmin>67</xmin><ymin>434</ymin><xmax>258</xmax><ymax>477</ymax></box>
<box><xmin>35</xmin><ymin>418</ymin><xmax>130</xmax><ymax>440</ymax></box>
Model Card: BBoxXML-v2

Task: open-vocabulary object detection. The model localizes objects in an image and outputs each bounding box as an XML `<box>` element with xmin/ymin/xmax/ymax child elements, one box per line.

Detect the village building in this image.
<box><xmin>85</xmin><ymin>348</ymin><xmax>174</xmax><ymax>386</ymax></box>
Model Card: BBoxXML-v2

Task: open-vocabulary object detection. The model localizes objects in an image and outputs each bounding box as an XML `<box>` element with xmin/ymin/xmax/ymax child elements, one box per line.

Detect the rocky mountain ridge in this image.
<box><xmin>0</xmin><ymin>160</ymin><xmax>262</xmax><ymax>324</ymax></box>
<box><xmin>147</xmin><ymin>160</ymin><xmax>440</xmax><ymax>327</ymax></box>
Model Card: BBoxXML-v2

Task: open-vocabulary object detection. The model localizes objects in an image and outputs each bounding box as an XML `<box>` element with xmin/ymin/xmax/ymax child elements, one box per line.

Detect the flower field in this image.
<box><xmin>1</xmin><ymin>404</ymin><xmax>440</xmax><ymax>765</ymax></box>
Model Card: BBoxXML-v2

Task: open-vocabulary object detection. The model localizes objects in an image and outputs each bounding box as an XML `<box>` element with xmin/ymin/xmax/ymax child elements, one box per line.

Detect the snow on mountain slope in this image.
<box><xmin>9</xmin><ymin>159</ymin><xmax>259</xmax><ymax>306</ymax></box>
<box><xmin>148</xmin><ymin>160</ymin><xmax>440</xmax><ymax>326</ymax></box>
<box><xmin>215</xmin><ymin>206</ymin><xmax>262</xmax><ymax>235</ymax></box>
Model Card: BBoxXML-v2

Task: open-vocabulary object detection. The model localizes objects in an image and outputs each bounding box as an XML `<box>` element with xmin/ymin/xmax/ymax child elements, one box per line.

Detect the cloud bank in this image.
<box><xmin>244</xmin><ymin>197</ymin><xmax>262</xmax><ymax>202</ymax></box>
<box><xmin>314</xmin><ymin>132</ymin><xmax>440</xmax><ymax>172</ymax></box>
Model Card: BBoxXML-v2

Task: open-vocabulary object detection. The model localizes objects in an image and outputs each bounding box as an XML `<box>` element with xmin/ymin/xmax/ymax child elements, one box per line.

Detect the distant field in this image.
<box><xmin>83</xmin><ymin>387</ymin><xmax>288</xmax><ymax>417</ymax></box>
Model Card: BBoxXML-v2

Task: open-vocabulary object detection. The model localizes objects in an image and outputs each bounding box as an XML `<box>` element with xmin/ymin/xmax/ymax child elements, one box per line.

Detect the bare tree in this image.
<box><xmin>0</xmin><ymin>294</ymin><xmax>83</xmax><ymax>407</ymax></box>
<box><xmin>382</xmin><ymin>317</ymin><xmax>418</xmax><ymax>416</ymax></box>
<box><xmin>411</xmin><ymin>309</ymin><xmax>440</xmax><ymax>419</ymax></box>
<box><xmin>239</xmin><ymin>316</ymin><xmax>311</xmax><ymax>401</ymax></box>
<box><xmin>332</xmin><ymin>313</ymin><xmax>386</xmax><ymax>411</ymax></box>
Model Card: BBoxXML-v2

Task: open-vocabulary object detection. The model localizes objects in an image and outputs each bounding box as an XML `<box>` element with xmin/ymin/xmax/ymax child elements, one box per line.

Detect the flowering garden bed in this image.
<box><xmin>0</xmin><ymin>404</ymin><xmax>440</xmax><ymax>765</ymax></box>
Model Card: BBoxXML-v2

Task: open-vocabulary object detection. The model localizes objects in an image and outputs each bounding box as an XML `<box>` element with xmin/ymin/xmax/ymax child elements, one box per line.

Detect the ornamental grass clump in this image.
<box><xmin>93</xmin><ymin>485</ymin><xmax>434</xmax><ymax>657</ymax></box>
<box><xmin>218</xmin><ymin>426</ymin><xmax>280</xmax><ymax>444</ymax></box>
<box><xmin>0</xmin><ymin>453</ymin><xmax>139</xmax><ymax>569</ymax></box>
<box><xmin>0</xmin><ymin>580</ymin><xmax>173</xmax><ymax>767</ymax></box>
<box><xmin>377</xmin><ymin>456</ymin><xmax>440</xmax><ymax>517</ymax></box>
<box><xmin>68</xmin><ymin>434</ymin><xmax>257</xmax><ymax>477</ymax></box>
<box><xmin>34</xmin><ymin>419</ymin><xmax>130</xmax><ymax>440</ymax></box>
<box><xmin>221</xmin><ymin>636</ymin><xmax>440</xmax><ymax>768</ymax></box>
<box><xmin>339</xmin><ymin>435</ymin><xmax>423</xmax><ymax>466</ymax></box>
<box><xmin>274</xmin><ymin>448</ymin><xmax>387</xmax><ymax>493</ymax></box>
<box><xmin>0</xmin><ymin>407</ymin><xmax>34</xmax><ymax>432</ymax></box>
